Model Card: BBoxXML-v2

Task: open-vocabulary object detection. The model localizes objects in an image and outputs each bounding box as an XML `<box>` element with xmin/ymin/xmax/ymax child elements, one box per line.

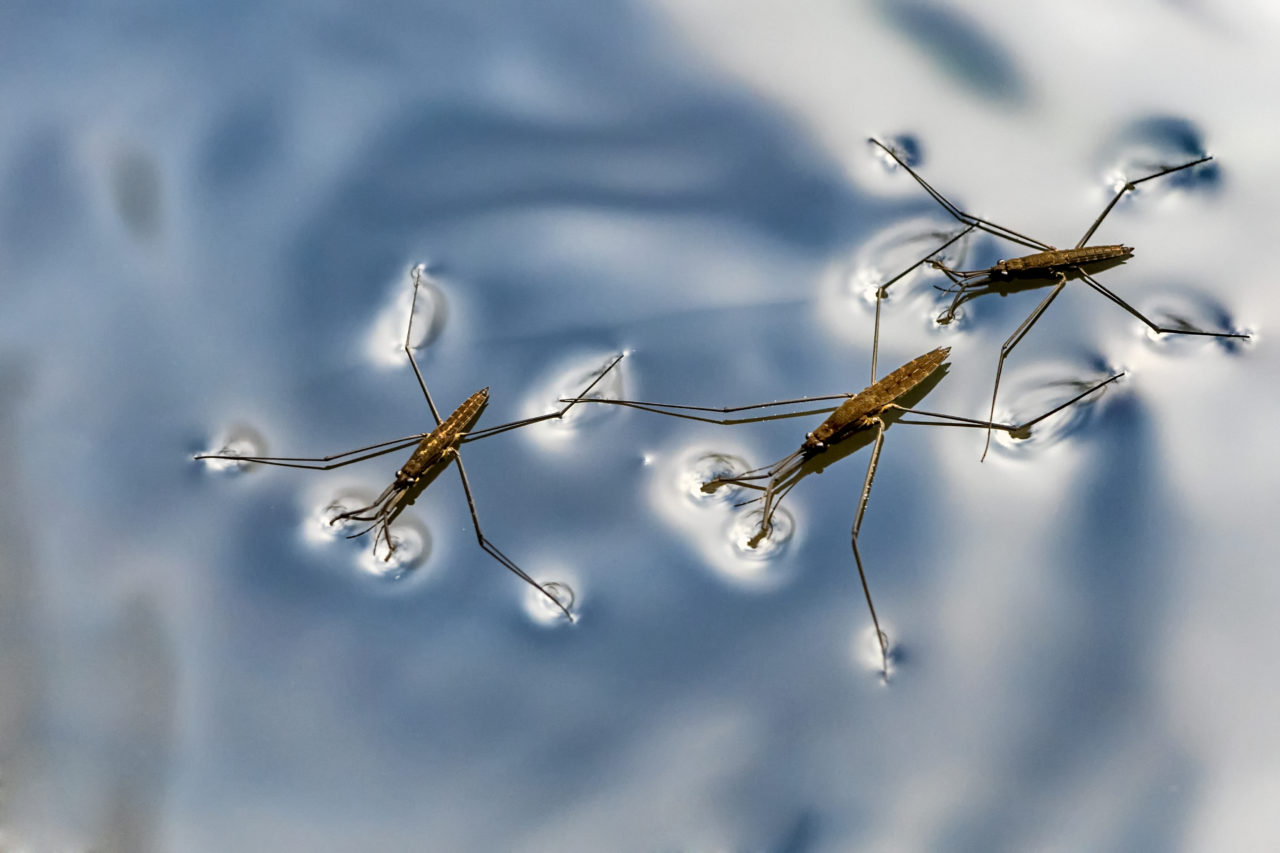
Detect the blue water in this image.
<box><xmin>3</xmin><ymin>2</ymin><xmax>1275</xmax><ymax>850</ymax></box>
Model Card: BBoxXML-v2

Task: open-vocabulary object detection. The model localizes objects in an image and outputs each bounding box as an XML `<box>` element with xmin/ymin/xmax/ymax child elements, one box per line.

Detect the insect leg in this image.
<box><xmin>1074</xmin><ymin>155</ymin><xmax>1212</xmax><ymax>249</ymax></box>
<box><xmin>548</xmin><ymin>396</ymin><xmax>848</xmax><ymax>428</ymax></box>
<box><xmin>871</xmin><ymin>284</ymin><xmax>885</xmax><ymax>383</ymax></box>
<box><xmin>932</xmin><ymin>265</ymin><xmax>983</xmax><ymax>324</ymax></box>
<box><xmin>449</xmin><ymin>448</ymin><xmax>574</xmax><ymax>619</ymax></box>
<box><xmin>892</xmin><ymin>371</ymin><xmax>1123</xmax><ymax>433</ymax></box>
<box><xmin>1077</xmin><ymin>270</ymin><xmax>1249</xmax><ymax>340</ymax></box>
<box><xmin>194</xmin><ymin>435</ymin><xmax>425</xmax><ymax>470</ymax></box>
<box><xmin>981</xmin><ymin>273</ymin><xmax>1070</xmax><ymax>461</ymax></box>
<box><xmin>749</xmin><ymin>451</ymin><xmax>808</xmax><ymax>541</ymax></box>
<box><xmin>460</xmin><ymin>353</ymin><xmax>626</xmax><ymax>442</ymax></box>
<box><xmin>405</xmin><ymin>267</ymin><xmax>445</xmax><ymax>427</ymax></box>
<box><xmin>876</xmin><ymin>224</ymin><xmax>976</xmax><ymax>297</ymax></box>
<box><xmin>869</xmin><ymin>138</ymin><xmax>1050</xmax><ymax>252</ymax></box>
<box><xmin>850</xmin><ymin>416</ymin><xmax>889</xmax><ymax>675</ymax></box>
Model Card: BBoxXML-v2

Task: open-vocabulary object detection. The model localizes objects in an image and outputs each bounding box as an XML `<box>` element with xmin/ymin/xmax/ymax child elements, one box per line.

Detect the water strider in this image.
<box><xmin>196</xmin><ymin>266</ymin><xmax>624</xmax><ymax>619</ymax></box>
<box><xmin>868</xmin><ymin>137</ymin><xmax>1249</xmax><ymax>460</ymax></box>
<box><xmin>561</xmin><ymin>293</ymin><xmax>1121</xmax><ymax>675</ymax></box>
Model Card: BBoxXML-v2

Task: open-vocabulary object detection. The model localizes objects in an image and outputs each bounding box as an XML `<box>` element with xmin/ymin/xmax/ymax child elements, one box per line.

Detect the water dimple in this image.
<box><xmin>518</xmin><ymin>352</ymin><xmax>628</xmax><ymax>444</ymax></box>
<box><xmin>524</xmin><ymin>578</ymin><xmax>578</xmax><ymax>626</ymax></box>
<box><xmin>357</xmin><ymin>523</ymin><xmax>428</xmax><ymax>581</ymax></box>
<box><xmin>990</xmin><ymin>364</ymin><xmax>1124</xmax><ymax>458</ymax></box>
<box><xmin>682</xmin><ymin>452</ymin><xmax>751</xmax><ymax>505</ymax></box>
<box><xmin>730</xmin><ymin>506</ymin><xmax>795</xmax><ymax>560</ymax></box>
<box><xmin>846</xmin><ymin>215</ymin><xmax>972</xmax><ymax>299</ymax></box>
<box><xmin>302</xmin><ymin>490</ymin><xmax>430</xmax><ymax>580</ymax></box>
<box><xmin>313</xmin><ymin>490</ymin><xmax>374</xmax><ymax>541</ymax></box>
<box><xmin>870</xmin><ymin>134</ymin><xmax>922</xmax><ymax>170</ymax></box>
<box><xmin>1134</xmin><ymin>292</ymin><xmax>1252</xmax><ymax>354</ymax></box>
<box><xmin>852</xmin><ymin>623</ymin><xmax>897</xmax><ymax>681</ymax></box>
<box><xmin>1096</xmin><ymin>117</ymin><xmax>1220</xmax><ymax>199</ymax></box>
<box><xmin>196</xmin><ymin>425</ymin><xmax>265</xmax><ymax>474</ymax></box>
<box><xmin>816</xmin><ymin>225</ymin><xmax>979</xmax><ymax>343</ymax></box>
<box><xmin>365</xmin><ymin>263</ymin><xmax>448</xmax><ymax>368</ymax></box>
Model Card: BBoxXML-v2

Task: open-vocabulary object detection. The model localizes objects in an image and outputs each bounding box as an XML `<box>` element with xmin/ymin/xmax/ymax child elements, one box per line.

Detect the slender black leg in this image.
<box><xmin>461</xmin><ymin>354</ymin><xmax>627</xmax><ymax>442</ymax></box>
<box><xmin>549</xmin><ymin>396</ymin><xmax>849</xmax><ymax>428</ymax></box>
<box><xmin>981</xmin><ymin>272</ymin><xmax>1070</xmax><ymax>461</ymax></box>
<box><xmin>876</xmin><ymin>223</ymin><xmax>977</xmax><ymax>297</ymax></box>
<box><xmin>1078</xmin><ymin>270</ymin><xmax>1249</xmax><ymax>340</ymax></box>
<box><xmin>892</xmin><ymin>371</ymin><xmax>1123</xmax><ymax>434</ymax></box>
<box><xmin>869</xmin><ymin>138</ymin><xmax>1051</xmax><ymax>253</ymax></box>
<box><xmin>405</xmin><ymin>267</ymin><xmax>445</xmax><ymax>427</ymax></box>
<box><xmin>450</xmin><ymin>449</ymin><xmax>574</xmax><ymax>620</ymax></box>
<box><xmin>1074</xmin><ymin>155</ymin><xmax>1212</xmax><ymax>249</ymax></box>
<box><xmin>871</xmin><ymin>285</ymin><xmax>884</xmax><ymax>383</ymax></box>
<box><xmin>194</xmin><ymin>436</ymin><xmax>424</xmax><ymax>470</ymax></box>
<box><xmin>850</xmin><ymin>416</ymin><xmax>889</xmax><ymax>676</ymax></box>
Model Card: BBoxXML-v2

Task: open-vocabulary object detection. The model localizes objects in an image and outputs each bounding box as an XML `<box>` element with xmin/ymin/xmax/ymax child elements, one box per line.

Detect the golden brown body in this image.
<box><xmin>996</xmin><ymin>244</ymin><xmax>1133</xmax><ymax>276</ymax></box>
<box><xmin>803</xmin><ymin>347</ymin><xmax>950</xmax><ymax>451</ymax></box>
<box><xmin>945</xmin><ymin>244</ymin><xmax>1134</xmax><ymax>281</ymax></box>
<box><xmin>398</xmin><ymin>387</ymin><xmax>489</xmax><ymax>481</ymax></box>
<box><xmin>330</xmin><ymin>387</ymin><xmax>489</xmax><ymax>556</ymax></box>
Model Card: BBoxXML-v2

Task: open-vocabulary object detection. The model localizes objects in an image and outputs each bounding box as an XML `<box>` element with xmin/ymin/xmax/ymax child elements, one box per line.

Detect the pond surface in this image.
<box><xmin>3</xmin><ymin>1</ymin><xmax>1278</xmax><ymax>850</ymax></box>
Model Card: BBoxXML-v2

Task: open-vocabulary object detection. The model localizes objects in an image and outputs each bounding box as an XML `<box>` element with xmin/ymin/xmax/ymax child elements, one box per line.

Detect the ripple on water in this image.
<box><xmin>516</xmin><ymin>351</ymin><xmax>628</xmax><ymax>448</ymax></box>
<box><xmin>1134</xmin><ymin>290</ymin><xmax>1252</xmax><ymax>354</ymax></box>
<box><xmin>989</xmin><ymin>361</ymin><xmax>1125</xmax><ymax>458</ymax></box>
<box><xmin>523</xmin><ymin>576</ymin><xmax>578</xmax><ymax>627</ymax></box>
<box><xmin>849</xmin><ymin>215</ymin><xmax>973</xmax><ymax>296</ymax></box>
<box><xmin>302</xmin><ymin>488</ymin><xmax>430</xmax><ymax>582</ymax></box>
<box><xmin>815</xmin><ymin>246</ymin><xmax>976</xmax><ymax>346</ymax></box>
<box><xmin>870</xmin><ymin>133</ymin><xmax>921</xmax><ymax>171</ymax></box>
<box><xmin>730</xmin><ymin>506</ymin><xmax>795</xmax><ymax>561</ymax></box>
<box><xmin>1096</xmin><ymin>116</ymin><xmax>1220</xmax><ymax>197</ymax></box>
<box><xmin>647</xmin><ymin>444</ymin><xmax>804</xmax><ymax>593</ymax></box>
<box><xmin>365</xmin><ymin>263</ymin><xmax>448</xmax><ymax>368</ymax></box>
<box><xmin>356</xmin><ymin>521</ymin><xmax>428</xmax><ymax>581</ymax></box>
<box><xmin>197</xmin><ymin>424</ymin><xmax>266</xmax><ymax>474</ymax></box>
<box><xmin>851</xmin><ymin>623</ymin><xmax>898</xmax><ymax>681</ymax></box>
<box><xmin>681</xmin><ymin>451</ymin><xmax>751</xmax><ymax>505</ymax></box>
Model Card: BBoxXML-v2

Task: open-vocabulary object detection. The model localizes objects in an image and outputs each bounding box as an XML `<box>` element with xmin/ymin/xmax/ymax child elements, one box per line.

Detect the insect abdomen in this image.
<box><xmin>804</xmin><ymin>347</ymin><xmax>950</xmax><ymax>448</ymax></box>
<box><xmin>400</xmin><ymin>387</ymin><xmax>490</xmax><ymax>478</ymax></box>
<box><xmin>1002</xmin><ymin>244</ymin><xmax>1133</xmax><ymax>274</ymax></box>
<box><xmin>861</xmin><ymin>346</ymin><xmax>951</xmax><ymax>410</ymax></box>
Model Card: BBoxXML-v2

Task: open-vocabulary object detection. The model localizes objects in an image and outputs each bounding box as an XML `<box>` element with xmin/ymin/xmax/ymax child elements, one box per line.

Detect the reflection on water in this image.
<box><xmin>4</xmin><ymin>0</ymin><xmax>1277</xmax><ymax>850</ymax></box>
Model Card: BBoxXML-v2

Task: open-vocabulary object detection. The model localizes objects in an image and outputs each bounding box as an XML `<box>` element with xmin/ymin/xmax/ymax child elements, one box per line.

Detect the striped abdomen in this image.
<box><xmin>999</xmin><ymin>244</ymin><xmax>1132</xmax><ymax>275</ymax></box>
<box><xmin>804</xmin><ymin>347</ymin><xmax>950</xmax><ymax>449</ymax></box>
<box><xmin>398</xmin><ymin>387</ymin><xmax>489</xmax><ymax>480</ymax></box>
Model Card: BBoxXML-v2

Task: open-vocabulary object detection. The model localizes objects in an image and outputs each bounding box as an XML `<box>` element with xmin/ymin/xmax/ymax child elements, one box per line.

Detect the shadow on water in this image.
<box><xmin>0</xmin><ymin>358</ymin><xmax>178</xmax><ymax>852</ymax></box>
<box><xmin>0</xmin><ymin>357</ymin><xmax>43</xmax><ymax>840</ymax></box>
<box><xmin>873</xmin><ymin>1</ymin><xmax>1030</xmax><ymax>105</ymax></box>
<box><xmin>945</xmin><ymin>393</ymin><xmax>1199</xmax><ymax>851</ymax></box>
<box><xmin>1098</xmin><ymin>115</ymin><xmax>1222</xmax><ymax>192</ymax></box>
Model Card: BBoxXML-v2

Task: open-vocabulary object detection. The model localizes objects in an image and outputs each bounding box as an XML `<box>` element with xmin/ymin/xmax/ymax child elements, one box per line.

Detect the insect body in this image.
<box><xmin>196</xmin><ymin>266</ymin><xmax>624</xmax><ymax>619</ymax></box>
<box><xmin>869</xmin><ymin>137</ymin><xmax>1248</xmax><ymax>459</ymax></box>
<box><xmin>329</xmin><ymin>387</ymin><xmax>489</xmax><ymax>557</ymax></box>
<box><xmin>742</xmin><ymin>348</ymin><xmax>951</xmax><ymax>550</ymax></box>
<box><xmin>803</xmin><ymin>347</ymin><xmax>948</xmax><ymax>451</ymax></box>
<box><xmin>944</xmin><ymin>245</ymin><xmax>1133</xmax><ymax>282</ymax></box>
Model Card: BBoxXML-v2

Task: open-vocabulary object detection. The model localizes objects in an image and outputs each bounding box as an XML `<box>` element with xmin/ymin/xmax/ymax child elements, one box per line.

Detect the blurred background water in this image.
<box><xmin>3</xmin><ymin>1</ymin><xmax>1278</xmax><ymax>850</ymax></box>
